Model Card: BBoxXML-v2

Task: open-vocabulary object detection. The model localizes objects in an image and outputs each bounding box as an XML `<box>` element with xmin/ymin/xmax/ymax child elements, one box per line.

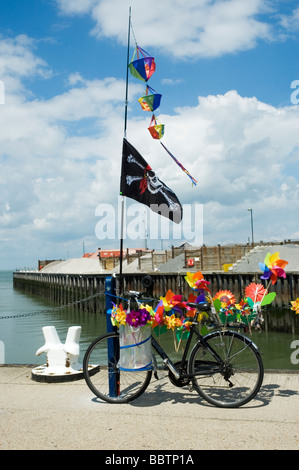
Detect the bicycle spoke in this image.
<box><xmin>189</xmin><ymin>330</ymin><xmax>264</xmax><ymax>407</ymax></box>
<box><xmin>83</xmin><ymin>332</ymin><xmax>152</xmax><ymax>403</ymax></box>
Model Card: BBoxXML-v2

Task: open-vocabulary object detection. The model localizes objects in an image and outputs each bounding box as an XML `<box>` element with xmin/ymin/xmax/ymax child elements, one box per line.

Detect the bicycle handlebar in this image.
<box><xmin>127</xmin><ymin>290</ymin><xmax>150</xmax><ymax>299</ymax></box>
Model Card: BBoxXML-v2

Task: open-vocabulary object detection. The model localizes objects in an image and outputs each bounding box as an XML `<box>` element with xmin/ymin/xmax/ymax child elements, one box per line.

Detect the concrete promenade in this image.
<box><xmin>0</xmin><ymin>365</ymin><xmax>298</xmax><ymax>451</ymax></box>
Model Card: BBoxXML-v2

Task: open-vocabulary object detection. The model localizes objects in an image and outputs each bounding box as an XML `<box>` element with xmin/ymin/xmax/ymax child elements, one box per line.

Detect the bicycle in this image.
<box><xmin>83</xmin><ymin>291</ymin><xmax>264</xmax><ymax>408</ymax></box>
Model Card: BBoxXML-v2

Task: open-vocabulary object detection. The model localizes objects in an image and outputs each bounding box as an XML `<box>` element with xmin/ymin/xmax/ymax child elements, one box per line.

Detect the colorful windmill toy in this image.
<box><xmin>259</xmin><ymin>252</ymin><xmax>288</xmax><ymax>285</ymax></box>
<box><xmin>148</xmin><ymin>114</ymin><xmax>165</xmax><ymax>140</ymax></box>
<box><xmin>129</xmin><ymin>46</ymin><xmax>156</xmax><ymax>82</ymax></box>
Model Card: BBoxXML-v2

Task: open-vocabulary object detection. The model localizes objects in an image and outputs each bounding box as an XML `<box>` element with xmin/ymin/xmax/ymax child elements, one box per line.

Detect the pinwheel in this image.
<box><xmin>259</xmin><ymin>252</ymin><xmax>288</xmax><ymax>285</ymax></box>
<box><xmin>235</xmin><ymin>299</ymin><xmax>251</xmax><ymax>314</ymax></box>
<box><xmin>245</xmin><ymin>282</ymin><xmax>276</xmax><ymax>307</ymax></box>
<box><xmin>148</xmin><ymin>114</ymin><xmax>164</xmax><ymax>140</ymax></box>
<box><xmin>138</xmin><ymin>85</ymin><xmax>162</xmax><ymax>112</ymax></box>
<box><xmin>183</xmin><ymin>293</ymin><xmax>198</xmax><ymax>317</ymax></box>
<box><xmin>184</xmin><ymin>271</ymin><xmax>205</xmax><ymax>290</ymax></box>
<box><xmin>152</xmin><ymin>301</ymin><xmax>165</xmax><ymax>328</ymax></box>
<box><xmin>129</xmin><ymin>45</ymin><xmax>156</xmax><ymax>82</ymax></box>
<box><xmin>160</xmin><ymin>289</ymin><xmax>176</xmax><ymax>311</ymax></box>
<box><xmin>291</xmin><ymin>298</ymin><xmax>299</xmax><ymax>314</ymax></box>
<box><xmin>245</xmin><ymin>283</ymin><xmax>267</xmax><ymax>303</ymax></box>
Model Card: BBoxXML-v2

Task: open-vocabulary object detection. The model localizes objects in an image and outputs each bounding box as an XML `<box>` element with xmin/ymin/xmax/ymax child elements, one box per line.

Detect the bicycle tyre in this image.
<box><xmin>83</xmin><ymin>331</ymin><xmax>152</xmax><ymax>403</ymax></box>
<box><xmin>188</xmin><ymin>330</ymin><xmax>264</xmax><ymax>408</ymax></box>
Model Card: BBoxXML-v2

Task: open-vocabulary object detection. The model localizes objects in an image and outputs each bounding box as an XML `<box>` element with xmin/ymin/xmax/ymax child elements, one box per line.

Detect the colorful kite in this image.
<box><xmin>148</xmin><ymin>114</ymin><xmax>164</xmax><ymax>140</ymax></box>
<box><xmin>128</xmin><ymin>36</ymin><xmax>197</xmax><ymax>186</ymax></box>
<box><xmin>129</xmin><ymin>46</ymin><xmax>156</xmax><ymax>82</ymax></box>
<box><xmin>138</xmin><ymin>85</ymin><xmax>162</xmax><ymax>112</ymax></box>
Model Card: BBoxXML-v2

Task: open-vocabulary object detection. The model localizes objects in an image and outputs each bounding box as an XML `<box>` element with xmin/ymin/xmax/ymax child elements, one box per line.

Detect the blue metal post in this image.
<box><xmin>105</xmin><ymin>275</ymin><xmax>116</xmax><ymax>332</ymax></box>
<box><xmin>105</xmin><ymin>276</ymin><xmax>119</xmax><ymax>397</ymax></box>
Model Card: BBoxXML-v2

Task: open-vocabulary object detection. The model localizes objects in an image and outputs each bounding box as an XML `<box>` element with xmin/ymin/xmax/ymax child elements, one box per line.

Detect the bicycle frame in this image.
<box><xmin>125</xmin><ymin>291</ymin><xmax>247</xmax><ymax>382</ymax></box>
<box><xmin>150</xmin><ymin>322</ymin><xmax>223</xmax><ymax>381</ymax></box>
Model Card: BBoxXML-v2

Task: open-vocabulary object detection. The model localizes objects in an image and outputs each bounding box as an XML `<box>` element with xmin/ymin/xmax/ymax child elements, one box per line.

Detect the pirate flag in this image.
<box><xmin>120</xmin><ymin>138</ymin><xmax>182</xmax><ymax>223</ymax></box>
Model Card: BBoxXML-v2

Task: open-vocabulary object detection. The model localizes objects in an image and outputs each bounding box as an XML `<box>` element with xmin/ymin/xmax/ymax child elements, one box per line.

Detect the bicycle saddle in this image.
<box><xmin>186</xmin><ymin>301</ymin><xmax>210</xmax><ymax>311</ymax></box>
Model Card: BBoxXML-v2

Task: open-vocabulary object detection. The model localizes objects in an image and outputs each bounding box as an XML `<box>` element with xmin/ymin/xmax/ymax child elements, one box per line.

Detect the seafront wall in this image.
<box><xmin>13</xmin><ymin>271</ymin><xmax>299</xmax><ymax>333</ymax></box>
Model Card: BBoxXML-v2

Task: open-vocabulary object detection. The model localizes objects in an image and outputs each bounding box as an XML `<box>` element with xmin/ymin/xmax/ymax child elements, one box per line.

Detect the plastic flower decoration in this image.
<box><xmin>126</xmin><ymin>309</ymin><xmax>151</xmax><ymax>327</ymax></box>
<box><xmin>259</xmin><ymin>252</ymin><xmax>288</xmax><ymax>285</ymax></box>
<box><xmin>110</xmin><ymin>303</ymin><xmax>154</xmax><ymax>328</ymax></box>
<box><xmin>110</xmin><ymin>304</ymin><xmax>127</xmax><ymax>326</ymax></box>
<box><xmin>213</xmin><ymin>290</ymin><xmax>236</xmax><ymax>307</ymax></box>
<box><xmin>164</xmin><ymin>314</ymin><xmax>182</xmax><ymax>330</ymax></box>
<box><xmin>291</xmin><ymin>299</ymin><xmax>299</xmax><ymax>314</ymax></box>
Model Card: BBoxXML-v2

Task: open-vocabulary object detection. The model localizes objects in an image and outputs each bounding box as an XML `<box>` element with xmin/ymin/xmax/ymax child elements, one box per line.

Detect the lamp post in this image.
<box><xmin>247</xmin><ymin>209</ymin><xmax>254</xmax><ymax>246</ymax></box>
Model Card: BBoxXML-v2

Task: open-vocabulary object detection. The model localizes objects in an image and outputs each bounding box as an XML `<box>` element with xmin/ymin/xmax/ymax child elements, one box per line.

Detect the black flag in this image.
<box><xmin>120</xmin><ymin>138</ymin><xmax>182</xmax><ymax>223</ymax></box>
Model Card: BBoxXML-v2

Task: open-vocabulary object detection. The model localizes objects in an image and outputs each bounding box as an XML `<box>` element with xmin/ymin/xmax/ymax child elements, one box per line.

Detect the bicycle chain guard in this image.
<box><xmin>168</xmin><ymin>362</ymin><xmax>190</xmax><ymax>387</ymax></box>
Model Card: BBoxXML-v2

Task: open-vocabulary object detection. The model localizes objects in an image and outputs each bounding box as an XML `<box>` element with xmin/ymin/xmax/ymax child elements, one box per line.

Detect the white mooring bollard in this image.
<box><xmin>31</xmin><ymin>326</ymin><xmax>83</xmax><ymax>382</ymax></box>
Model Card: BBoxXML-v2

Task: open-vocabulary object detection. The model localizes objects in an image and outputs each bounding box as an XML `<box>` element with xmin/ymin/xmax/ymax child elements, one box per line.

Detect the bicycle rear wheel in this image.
<box><xmin>83</xmin><ymin>331</ymin><xmax>152</xmax><ymax>403</ymax></box>
<box><xmin>189</xmin><ymin>330</ymin><xmax>264</xmax><ymax>408</ymax></box>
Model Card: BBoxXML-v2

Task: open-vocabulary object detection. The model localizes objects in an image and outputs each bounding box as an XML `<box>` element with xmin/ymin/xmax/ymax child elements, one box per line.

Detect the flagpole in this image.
<box><xmin>119</xmin><ymin>6</ymin><xmax>131</xmax><ymax>295</ymax></box>
<box><xmin>124</xmin><ymin>6</ymin><xmax>131</xmax><ymax>140</ymax></box>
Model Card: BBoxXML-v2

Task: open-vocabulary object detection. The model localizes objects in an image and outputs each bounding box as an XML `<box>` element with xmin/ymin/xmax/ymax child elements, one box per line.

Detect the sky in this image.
<box><xmin>0</xmin><ymin>0</ymin><xmax>299</xmax><ymax>270</ymax></box>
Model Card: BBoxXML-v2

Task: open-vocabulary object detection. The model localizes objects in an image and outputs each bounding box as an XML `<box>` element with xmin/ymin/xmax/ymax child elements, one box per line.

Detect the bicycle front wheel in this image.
<box><xmin>189</xmin><ymin>330</ymin><xmax>264</xmax><ymax>408</ymax></box>
<box><xmin>83</xmin><ymin>332</ymin><xmax>152</xmax><ymax>403</ymax></box>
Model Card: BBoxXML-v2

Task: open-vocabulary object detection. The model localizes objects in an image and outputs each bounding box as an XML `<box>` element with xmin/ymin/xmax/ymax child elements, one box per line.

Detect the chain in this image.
<box><xmin>0</xmin><ymin>291</ymin><xmax>106</xmax><ymax>320</ymax></box>
<box><xmin>130</xmin><ymin>20</ymin><xmax>138</xmax><ymax>48</ymax></box>
<box><xmin>1</xmin><ymin>289</ymin><xmax>292</xmax><ymax>321</ymax></box>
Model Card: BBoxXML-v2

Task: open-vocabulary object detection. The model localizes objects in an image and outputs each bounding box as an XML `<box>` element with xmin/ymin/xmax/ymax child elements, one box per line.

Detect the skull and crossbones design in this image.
<box><xmin>125</xmin><ymin>154</ymin><xmax>181</xmax><ymax>215</ymax></box>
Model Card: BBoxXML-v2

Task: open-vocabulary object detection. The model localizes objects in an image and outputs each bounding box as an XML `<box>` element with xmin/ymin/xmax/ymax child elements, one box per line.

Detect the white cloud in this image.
<box><xmin>0</xmin><ymin>35</ymin><xmax>51</xmax><ymax>95</ymax></box>
<box><xmin>55</xmin><ymin>0</ymin><xmax>278</xmax><ymax>58</ymax></box>
<box><xmin>0</xmin><ymin>26</ymin><xmax>299</xmax><ymax>268</ymax></box>
<box><xmin>279</xmin><ymin>5</ymin><xmax>299</xmax><ymax>33</ymax></box>
<box><xmin>55</xmin><ymin>0</ymin><xmax>97</xmax><ymax>15</ymax></box>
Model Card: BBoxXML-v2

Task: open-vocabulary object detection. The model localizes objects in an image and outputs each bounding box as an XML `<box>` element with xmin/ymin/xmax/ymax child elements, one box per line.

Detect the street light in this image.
<box><xmin>247</xmin><ymin>209</ymin><xmax>254</xmax><ymax>246</ymax></box>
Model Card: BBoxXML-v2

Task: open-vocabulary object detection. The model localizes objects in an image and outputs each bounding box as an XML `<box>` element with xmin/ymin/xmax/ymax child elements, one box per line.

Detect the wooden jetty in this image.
<box><xmin>13</xmin><ymin>270</ymin><xmax>299</xmax><ymax>333</ymax></box>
